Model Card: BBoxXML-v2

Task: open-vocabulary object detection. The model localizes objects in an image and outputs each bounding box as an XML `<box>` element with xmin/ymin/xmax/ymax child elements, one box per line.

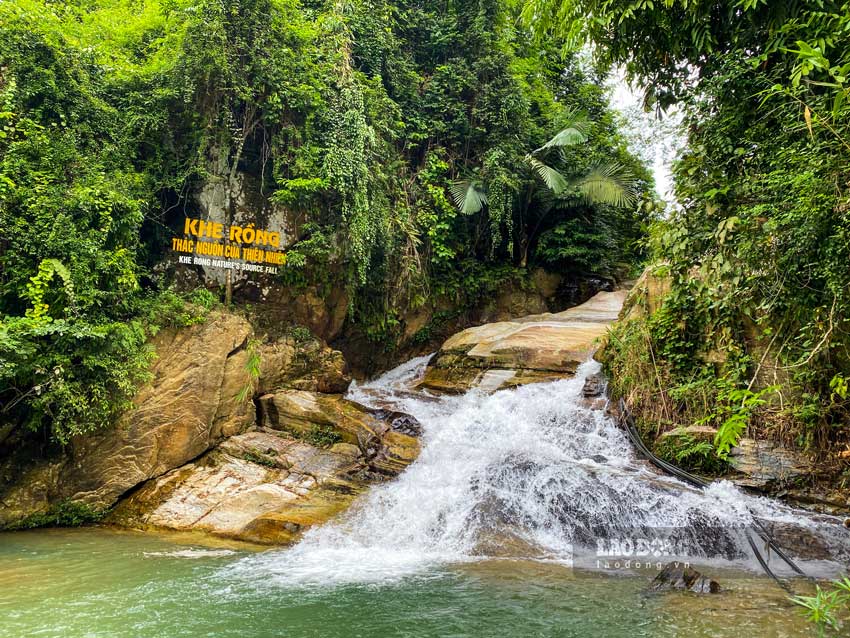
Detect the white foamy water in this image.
<box><xmin>144</xmin><ymin>549</ymin><xmax>236</xmax><ymax>559</ymax></box>
<box><xmin>225</xmin><ymin>357</ymin><xmax>849</xmax><ymax>587</ymax></box>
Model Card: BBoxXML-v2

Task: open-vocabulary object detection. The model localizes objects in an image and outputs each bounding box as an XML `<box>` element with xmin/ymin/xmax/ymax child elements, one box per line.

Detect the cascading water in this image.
<box><xmin>226</xmin><ymin>356</ymin><xmax>849</xmax><ymax>587</ymax></box>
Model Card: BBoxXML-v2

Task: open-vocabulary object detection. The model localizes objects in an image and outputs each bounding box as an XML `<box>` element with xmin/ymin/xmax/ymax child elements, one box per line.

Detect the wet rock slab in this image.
<box><xmin>108</xmin><ymin>425</ymin><xmax>415</xmax><ymax>545</ymax></box>
<box><xmin>728</xmin><ymin>439</ymin><xmax>814</xmax><ymax>491</ymax></box>
<box><xmin>418</xmin><ymin>290</ymin><xmax>627</xmax><ymax>393</ymax></box>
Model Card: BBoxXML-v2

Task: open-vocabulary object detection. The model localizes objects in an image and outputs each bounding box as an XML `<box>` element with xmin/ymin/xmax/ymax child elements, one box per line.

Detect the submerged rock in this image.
<box><xmin>418</xmin><ymin>290</ymin><xmax>627</xmax><ymax>393</ymax></box>
<box><xmin>370</xmin><ymin>409</ymin><xmax>423</xmax><ymax>437</ymax></box>
<box><xmin>649</xmin><ymin>562</ymin><xmax>720</xmax><ymax>594</ymax></box>
<box><xmin>578</xmin><ymin>372</ymin><xmax>609</xmax><ymax>409</ymax></box>
<box><xmin>581</xmin><ymin>373</ymin><xmax>606</xmax><ymax>398</ymax></box>
<box><xmin>756</xmin><ymin>519</ymin><xmax>837</xmax><ymax>561</ymax></box>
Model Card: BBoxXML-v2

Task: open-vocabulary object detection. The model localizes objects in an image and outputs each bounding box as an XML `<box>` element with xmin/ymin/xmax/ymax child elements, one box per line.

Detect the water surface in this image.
<box><xmin>2</xmin><ymin>357</ymin><xmax>839</xmax><ymax>637</ymax></box>
<box><xmin>0</xmin><ymin>527</ymin><xmax>817</xmax><ymax>638</ymax></box>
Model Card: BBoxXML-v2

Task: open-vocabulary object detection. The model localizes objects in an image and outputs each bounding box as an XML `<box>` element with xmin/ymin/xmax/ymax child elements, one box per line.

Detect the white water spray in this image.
<box><xmin>227</xmin><ymin>358</ymin><xmax>848</xmax><ymax>587</ymax></box>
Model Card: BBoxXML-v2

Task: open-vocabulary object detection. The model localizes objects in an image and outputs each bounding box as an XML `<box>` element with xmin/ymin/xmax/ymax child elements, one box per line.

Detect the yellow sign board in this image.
<box><xmin>172</xmin><ymin>217</ymin><xmax>287</xmax><ymax>275</ymax></box>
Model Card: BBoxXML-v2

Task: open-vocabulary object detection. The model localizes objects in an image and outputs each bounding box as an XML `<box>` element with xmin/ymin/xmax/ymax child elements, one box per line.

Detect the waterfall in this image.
<box><xmin>225</xmin><ymin>357</ymin><xmax>848</xmax><ymax>587</ymax></box>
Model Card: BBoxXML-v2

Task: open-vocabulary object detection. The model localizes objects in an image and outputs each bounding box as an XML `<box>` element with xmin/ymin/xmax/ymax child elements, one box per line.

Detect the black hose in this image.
<box><xmin>617</xmin><ymin>399</ymin><xmax>811</xmax><ymax>589</ymax></box>
<box><xmin>751</xmin><ymin>519</ymin><xmax>811</xmax><ymax>579</ymax></box>
<box><xmin>746</xmin><ymin>528</ymin><xmax>792</xmax><ymax>592</ymax></box>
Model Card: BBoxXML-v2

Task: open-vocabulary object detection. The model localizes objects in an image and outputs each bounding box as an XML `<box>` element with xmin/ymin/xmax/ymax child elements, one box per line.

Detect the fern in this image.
<box><xmin>713</xmin><ymin>413</ymin><xmax>749</xmax><ymax>459</ymax></box>
<box><xmin>712</xmin><ymin>385</ymin><xmax>779</xmax><ymax>458</ymax></box>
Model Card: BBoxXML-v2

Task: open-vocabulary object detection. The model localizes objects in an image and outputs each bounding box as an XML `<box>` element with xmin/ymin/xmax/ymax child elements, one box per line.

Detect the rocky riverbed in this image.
<box><xmin>2</xmin><ymin>289</ymin><xmax>848</xmax><ymax>562</ymax></box>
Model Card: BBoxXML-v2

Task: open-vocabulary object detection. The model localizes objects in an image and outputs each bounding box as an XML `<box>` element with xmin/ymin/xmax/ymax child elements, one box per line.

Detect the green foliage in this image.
<box><xmin>11</xmin><ymin>500</ymin><xmax>107</xmax><ymax>530</ymax></box>
<box><xmin>306</xmin><ymin>424</ymin><xmax>343</xmax><ymax>448</ymax></box>
<box><xmin>324</xmin><ymin>82</ymin><xmax>379</xmax><ymax>286</ymax></box>
<box><xmin>142</xmin><ymin>289</ymin><xmax>214</xmax><ymax>332</ymax></box>
<box><xmin>285</xmin><ymin>324</ymin><xmax>315</xmax><ymax>344</ymax></box>
<box><xmin>236</xmin><ymin>338</ymin><xmax>262</xmax><ymax>404</ymax></box>
<box><xmin>277</xmin><ymin>224</ymin><xmax>334</xmax><ymax>291</ymax></box>
<box><xmin>0</xmin><ymin>0</ymin><xmax>651</xmax><ymax>442</ymax></box>
<box><xmin>574</xmin><ymin>0</ymin><xmax>850</xmax><ymax>461</ymax></box>
<box><xmin>410</xmin><ymin>309</ymin><xmax>461</xmax><ymax>347</ymax></box>
<box><xmin>707</xmin><ymin>385</ymin><xmax>779</xmax><ymax>459</ymax></box>
<box><xmin>537</xmin><ymin>217</ymin><xmax>616</xmax><ymax>272</ymax></box>
<box><xmin>188</xmin><ymin>288</ymin><xmax>218</xmax><ymax>311</ymax></box>
<box><xmin>522</xmin><ymin>0</ymin><xmax>850</xmax><ymax>118</ymax></box>
<box><xmin>790</xmin><ymin>577</ymin><xmax>850</xmax><ymax>636</ymax></box>
<box><xmin>241</xmin><ymin>450</ymin><xmax>279</xmax><ymax>468</ymax></box>
<box><xmin>522</xmin><ymin>117</ymin><xmax>637</xmax><ymax>207</ymax></box>
<box><xmin>655</xmin><ymin>434</ymin><xmax>728</xmax><ymax>476</ymax></box>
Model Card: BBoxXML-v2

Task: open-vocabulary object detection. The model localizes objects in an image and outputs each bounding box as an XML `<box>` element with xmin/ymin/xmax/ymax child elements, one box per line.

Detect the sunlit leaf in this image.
<box><xmin>572</xmin><ymin>162</ymin><xmax>638</xmax><ymax>207</ymax></box>
<box><xmin>526</xmin><ymin>157</ymin><xmax>569</xmax><ymax>194</ymax></box>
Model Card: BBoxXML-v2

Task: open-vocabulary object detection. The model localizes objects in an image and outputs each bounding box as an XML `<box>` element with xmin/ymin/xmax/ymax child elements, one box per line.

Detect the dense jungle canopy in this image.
<box><xmin>528</xmin><ymin>0</ymin><xmax>850</xmax><ymax>467</ymax></box>
<box><xmin>0</xmin><ymin>0</ymin><xmax>651</xmax><ymax>441</ymax></box>
<box><xmin>1</xmin><ymin>0</ymin><xmax>849</xmax><ymax>476</ymax></box>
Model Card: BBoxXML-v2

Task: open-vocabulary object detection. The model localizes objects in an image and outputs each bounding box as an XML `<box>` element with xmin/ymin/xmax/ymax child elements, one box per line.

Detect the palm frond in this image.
<box><xmin>534</xmin><ymin>111</ymin><xmax>591</xmax><ymax>153</ymax></box>
<box><xmin>449</xmin><ymin>180</ymin><xmax>488</xmax><ymax>215</ymax></box>
<box><xmin>573</xmin><ymin>163</ymin><xmax>638</xmax><ymax>208</ymax></box>
<box><xmin>526</xmin><ymin>157</ymin><xmax>569</xmax><ymax>194</ymax></box>
<box><xmin>535</xmin><ymin>126</ymin><xmax>587</xmax><ymax>153</ymax></box>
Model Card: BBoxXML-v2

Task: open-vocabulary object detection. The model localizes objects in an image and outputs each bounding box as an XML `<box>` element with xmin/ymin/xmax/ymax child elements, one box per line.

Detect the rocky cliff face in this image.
<box><xmin>0</xmin><ymin>310</ymin><xmax>420</xmax><ymax>542</ymax></box>
<box><xmin>0</xmin><ymin>275</ymin><xmax>633</xmax><ymax>538</ymax></box>
<box><xmin>0</xmin><ymin>312</ymin><xmax>255</xmax><ymax>528</ymax></box>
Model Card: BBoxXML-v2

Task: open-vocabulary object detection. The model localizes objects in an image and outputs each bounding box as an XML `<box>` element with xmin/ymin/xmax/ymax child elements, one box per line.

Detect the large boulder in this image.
<box><xmin>108</xmin><ymin>405</ymin><xmax>421</xmax><ymax>544</ymax></box>
<box><xmin>418</xmin><ymin>290</ymin><xmax>627</xmax><ymax>393</ymax></box>
<box><xmin>107</xmin><ymin>370</ymin><xmax>421</xmax><ymax>543</ymax></box>
<box><xmin>257</xmin><ymin>334</ymin><xmax>350</xmax><ymax>395</ymax></box>
<box><xmin>258</xmin><ymin>390</ymin><xmax>420</xmax><ymax>475</ymax></box>
<box><xmin>68</xmin><ymin>312</ymin><xmax>257</xmax><ymax>503</ymax></box>
<box><xmin>728</xmin><ymin>438</ymin><xmax>815</xmax><ymax>491</ymax></box>
<box><xmin>0</xmin><ymin>312</ymin><xmax>256</xmax><ymax>528</ymax></box>
<box><xmin>107</xmin><ymin>429</ymin><xmax>371</xmax><ymax>544</ymax></box>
